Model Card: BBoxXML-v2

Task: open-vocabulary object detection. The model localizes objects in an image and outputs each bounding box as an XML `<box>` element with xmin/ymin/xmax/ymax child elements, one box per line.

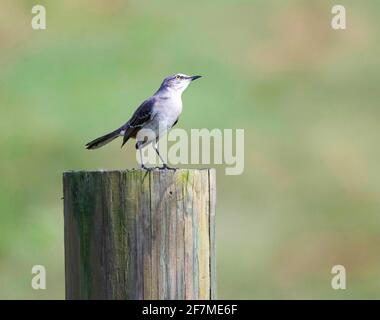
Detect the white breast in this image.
<box><xmin>155</xmin><ymin>95</ymin><xmax>182</xmax><ymax>128</ymax></box>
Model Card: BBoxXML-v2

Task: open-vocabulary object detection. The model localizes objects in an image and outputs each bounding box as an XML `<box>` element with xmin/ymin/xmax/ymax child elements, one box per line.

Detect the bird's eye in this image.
<box><xmin>176</xmin><ymin>75</ymin><xmax>181</xmax><ymax>80</ymax></box>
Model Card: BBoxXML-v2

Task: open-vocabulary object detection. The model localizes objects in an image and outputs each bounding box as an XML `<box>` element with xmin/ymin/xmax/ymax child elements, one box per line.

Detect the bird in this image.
<box><xmin>85</xmin><ymin>73</ymin><xmax>202</xmax><ymax>169</ymax></box>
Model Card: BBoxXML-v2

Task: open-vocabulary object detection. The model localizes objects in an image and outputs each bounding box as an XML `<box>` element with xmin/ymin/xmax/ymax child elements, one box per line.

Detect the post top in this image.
<box><xmin>63</xmin><ymin>168</ymin><xmax>215</xmax><ymax>175</ymax></box>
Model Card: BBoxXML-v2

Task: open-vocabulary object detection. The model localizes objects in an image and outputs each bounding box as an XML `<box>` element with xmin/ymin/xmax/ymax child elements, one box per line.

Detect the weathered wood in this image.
<box><xmin>63</xmin><ymin>169</ymin><xmax>216</xmax><ymax>300</ymax></box>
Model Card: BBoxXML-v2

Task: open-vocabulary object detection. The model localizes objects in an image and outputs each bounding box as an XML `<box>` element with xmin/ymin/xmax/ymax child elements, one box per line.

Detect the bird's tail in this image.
<box><xmin>85</xmin><ymin>128</ymin><xmax>122</xmax><ymax>150</ymax></box>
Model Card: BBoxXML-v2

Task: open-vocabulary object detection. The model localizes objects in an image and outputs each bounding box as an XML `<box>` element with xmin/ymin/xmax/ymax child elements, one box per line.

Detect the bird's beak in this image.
<box><xmin>190</xmin><ymin>75</ymin><xmax>202</xmax><ymax>81</ymax></box>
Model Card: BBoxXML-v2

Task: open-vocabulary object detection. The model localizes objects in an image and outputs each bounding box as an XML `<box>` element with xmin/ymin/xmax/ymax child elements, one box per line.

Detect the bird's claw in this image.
<box><xmin>160</xmin><ymin>164</ymin><xmax>176</xmax><ymax>171</ymax></box>
<box><xmin>140</xmin><ymin>165</ymin><xmax>154</xmax><ymax>171</ymax></box>
<box><xmin>139</xmin><ymin>164</ymin><xmax>176</xmax><ymax>171</ymax></box>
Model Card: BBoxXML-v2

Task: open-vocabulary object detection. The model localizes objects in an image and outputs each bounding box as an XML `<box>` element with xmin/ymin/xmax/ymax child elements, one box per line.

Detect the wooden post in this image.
<box><xmin>63</xmin><ymin>169</ymin><xmax>216</xmax><ymax>300</ymax></box>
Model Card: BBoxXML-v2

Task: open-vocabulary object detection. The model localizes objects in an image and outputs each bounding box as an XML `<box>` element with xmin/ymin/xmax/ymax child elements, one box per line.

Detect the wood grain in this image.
<box><xmin>63</xmin><ymin>169</ymin><xmax>216</xmax><ymax>300</ymax></box>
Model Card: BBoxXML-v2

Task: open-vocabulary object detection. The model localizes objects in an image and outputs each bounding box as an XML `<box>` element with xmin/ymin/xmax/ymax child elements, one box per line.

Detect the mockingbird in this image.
<box><xmin>85</xmin><ymin>73</ymin><xmax>201</xmax><ymax>169</ymax></box>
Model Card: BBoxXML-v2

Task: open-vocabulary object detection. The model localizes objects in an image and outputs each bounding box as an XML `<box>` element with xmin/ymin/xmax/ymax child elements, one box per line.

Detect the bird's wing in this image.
<box><xmin>121</xmin><ymin>98</ymin><xmax>156</xmax><ymax>147</ymax></box>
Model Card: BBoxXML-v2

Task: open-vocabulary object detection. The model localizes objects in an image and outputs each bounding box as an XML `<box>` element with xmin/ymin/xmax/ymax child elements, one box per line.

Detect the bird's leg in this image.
<box><xmin>153</xmin><ymin>143</ymin><xmax>166</xmax><ymax>164</ymax></box>
<box><xmin>153</xmin><ymin>143</ymin><xmax>176</xmax><ymax>170</ymax></box>
<box><xmin>138</xmin><ymin>146</ymin><xmax>152</xmax><ymax>171</ymax></box>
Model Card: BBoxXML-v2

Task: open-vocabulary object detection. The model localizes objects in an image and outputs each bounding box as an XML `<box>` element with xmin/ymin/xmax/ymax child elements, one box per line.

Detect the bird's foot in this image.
<box><xmin>160</xmin><ymin>164</ymin><xmax>177</xmax><ymax>171</ymax></box>
<box><xmin>140</xmin><ymin>164</ymin><xmax>154</xmax><ymax>171</ymax></box>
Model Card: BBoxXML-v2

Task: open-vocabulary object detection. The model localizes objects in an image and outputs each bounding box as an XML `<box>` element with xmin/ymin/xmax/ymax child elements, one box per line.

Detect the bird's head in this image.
<box><xmin>159</xmin><ymin>73</ymin><xmax>202</xmax><ymax>94</ymax></box>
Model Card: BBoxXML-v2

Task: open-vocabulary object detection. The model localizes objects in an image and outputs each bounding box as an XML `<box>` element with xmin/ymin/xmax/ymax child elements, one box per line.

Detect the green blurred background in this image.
<box><xmin>1</xmin><ymin>0</ymin><xmax>380</xmax><ymax>299</ymax></box>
